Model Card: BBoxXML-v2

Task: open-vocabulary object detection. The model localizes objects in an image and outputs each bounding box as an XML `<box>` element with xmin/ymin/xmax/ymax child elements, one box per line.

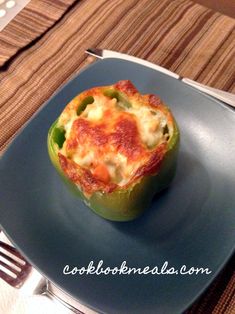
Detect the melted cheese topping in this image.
<box><xmin>58</xmin><ymin>94</ymin><xmax>169</xmax><ymax>186</ymax></box>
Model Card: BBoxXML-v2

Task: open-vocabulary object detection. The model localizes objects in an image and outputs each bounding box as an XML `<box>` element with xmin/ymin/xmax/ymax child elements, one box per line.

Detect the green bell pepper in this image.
<box><xmin>47</xmin><ymin>81</ymin><xmax>180</xmax><ymax>221</ymax></box>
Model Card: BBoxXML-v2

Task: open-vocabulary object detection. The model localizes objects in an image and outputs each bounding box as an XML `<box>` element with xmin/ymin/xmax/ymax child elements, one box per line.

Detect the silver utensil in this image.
<box><xmin>0</xmin><ymin>240</ymin><xmax>32</xmax><ymax>288</ymax></box>
<box><xmin>0</xmin><ymin>238</ymin><xmax>94</xmax><ymax>314</ymax></box>
<box><xmin>86</xmin><ymin>48</ymin><xmax>235</xmax><ymax>108</ymax></box>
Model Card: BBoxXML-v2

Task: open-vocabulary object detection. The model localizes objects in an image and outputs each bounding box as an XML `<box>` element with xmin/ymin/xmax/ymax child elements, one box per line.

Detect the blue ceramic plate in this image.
<box><xmin>0</xmin><ymin>59</ymin><xmax>235</xmax><ymax>314</ymax></box>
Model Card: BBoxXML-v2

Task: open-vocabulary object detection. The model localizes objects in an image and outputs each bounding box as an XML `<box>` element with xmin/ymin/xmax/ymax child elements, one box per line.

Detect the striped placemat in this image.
<box><xmin>0</xmin><ymin>0</ymin><xmax>77</xmax><ymax>66</ymax></box>
<box><xmin>186</xmin><ymin>254</ymin><xmax>235</xmax><ymax>314</ymax></box>
<box><xmin>0</xmin><ymin>0</ymin><xmax>234</xmax><ymax>313</ymax></box>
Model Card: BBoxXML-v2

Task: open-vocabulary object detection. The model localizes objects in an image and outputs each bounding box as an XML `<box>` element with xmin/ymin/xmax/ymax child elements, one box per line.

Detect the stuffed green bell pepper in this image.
<box><xmin>48</xmin><ymin>80</ymin><xmax>179</xmax><ymax>221</ymax></box>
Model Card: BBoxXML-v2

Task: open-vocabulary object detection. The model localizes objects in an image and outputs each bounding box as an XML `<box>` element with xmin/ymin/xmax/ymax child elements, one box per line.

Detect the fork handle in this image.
<box><xmin>35</xmin><ymin>279</ymin><xmax>92</xmax><ymax>314</ymax></box>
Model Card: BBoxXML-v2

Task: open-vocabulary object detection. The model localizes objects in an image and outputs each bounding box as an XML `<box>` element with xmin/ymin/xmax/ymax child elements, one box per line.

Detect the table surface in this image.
<box><xmin>0</xmin><ymin>0</ymin><xmax>234</xmax><ymax>313</ymax></box>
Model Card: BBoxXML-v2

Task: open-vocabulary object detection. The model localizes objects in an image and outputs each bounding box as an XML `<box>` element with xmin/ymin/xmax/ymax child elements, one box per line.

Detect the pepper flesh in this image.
<box><xmin>47</xmin><ymin>81</ymin><xmax>180</xmax><ymax>221</ymax></box>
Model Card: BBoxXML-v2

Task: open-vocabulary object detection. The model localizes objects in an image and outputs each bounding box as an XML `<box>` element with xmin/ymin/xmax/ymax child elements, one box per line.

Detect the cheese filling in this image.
<box><xmin>58</xmin><ymin>94</ymin><xmax>171</xmax><ymax>186</ymax></box>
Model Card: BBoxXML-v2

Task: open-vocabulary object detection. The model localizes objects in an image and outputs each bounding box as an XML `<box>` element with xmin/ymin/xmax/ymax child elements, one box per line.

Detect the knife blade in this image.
<box><xmin>86</xmin><ymin>48</ymin><xmax>235</xmax><ymax>108</ymax></box>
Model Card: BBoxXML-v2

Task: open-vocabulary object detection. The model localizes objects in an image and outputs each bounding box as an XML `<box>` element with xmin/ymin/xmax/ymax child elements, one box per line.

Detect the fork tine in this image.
<box><xmin>0</xmin><ymin>267</ymin><xmax>29</xmax><ymax>288</ymax></box>
<box><xmin>0</xmin><ymin>241</ymin><xmax>25</xmax><ymax>260</ymax></box>
<box><xmin>0</xmin><ymin>259</ymin><xmax>19</xmax><ymax>275</ymax></box>
<box><xmin>0</xmin><ymin>269</ymin><xmax>18</xmax><ymax>286</ymax></box>
<box><xmin>0</xmin><ymin>240</ymin><xmax>32</xmax><ymax>288</ymax></box>
<box><xmin>0</xmin><ymin>250</ymin><xmax>24</xmax><ymax>268</ymax></box>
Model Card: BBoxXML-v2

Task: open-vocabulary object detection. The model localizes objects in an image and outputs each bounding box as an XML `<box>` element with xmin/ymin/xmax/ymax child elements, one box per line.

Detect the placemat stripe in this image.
<box><xmin>212</xmin><ymin>273</ymin><xmax>235</xmax><ymax>314</ymax></box>
<box><xmin>144</xmin><ymin>4</ymin><xmax>209</xmax><ymax>60</ymax></box>
<box><xmin>169</xmin><ymin>13</ymin><xmax>221</xmax><ymax>71</ymax></box>
<box><xmin>165</xmin><ymin>14</ymin><xmax>215</xmax><ymax>68</ymax></box>
<box><xmin>0</xmin><ymin>0</ymin><xmax>77</xmax><ymax>67</ymax></box>
<box><xmin>129</xmin><ymin>1</ymin><xmax>196</xmax><ymax>58</ymax></box>
<box><xmin>196</xmin><ymin>29</ymin><xmax>235</xmax><ymax>90</ymax></box>
<box><xmin>185</xmin><ymin>255</ymin><xmax>235</xmax><ymax>313</ymax></box>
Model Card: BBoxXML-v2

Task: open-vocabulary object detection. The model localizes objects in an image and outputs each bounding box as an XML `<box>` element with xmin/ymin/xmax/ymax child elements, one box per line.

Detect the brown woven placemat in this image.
<box><xmin>0</xmin><ymin>0</ymin><xmax>77</xmax><ymax>66</ymax></box>
<box><xmin>186</xmin><ymin>254</ymin><xmax>235</xmax><ymax>314</ymax></box>
<box><xmin>0</xmin><ymin>0</ymin><xmax>234</xmax><ymax>312</ymax></box>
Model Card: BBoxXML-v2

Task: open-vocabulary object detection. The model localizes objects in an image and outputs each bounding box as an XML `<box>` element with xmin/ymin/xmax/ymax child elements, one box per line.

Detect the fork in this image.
<box><xmin>0</xmin><ymin>239</ymin><xmax>88</xmax><ymax>314</ymax></box>
<box><xmin>0</xmin><ymin>240</ymin><xmax>32</xmax><ymax>288</ymax></box>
